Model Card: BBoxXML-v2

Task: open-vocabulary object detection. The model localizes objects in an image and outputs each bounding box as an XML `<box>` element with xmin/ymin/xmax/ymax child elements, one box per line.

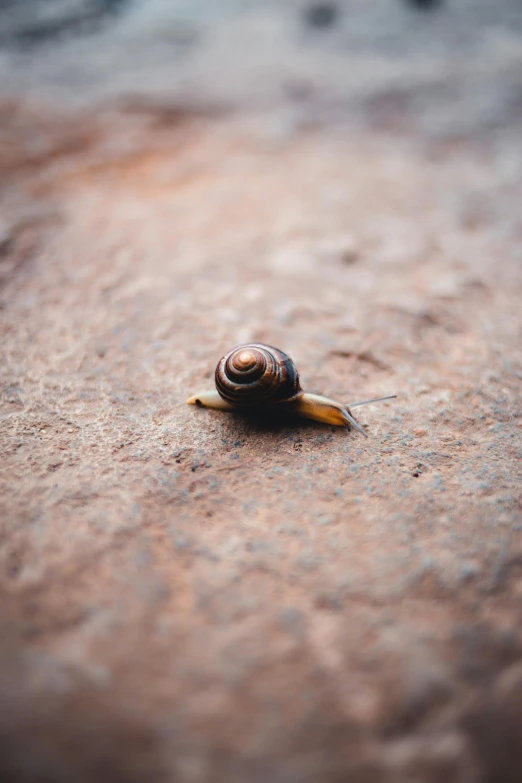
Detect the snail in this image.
<box><xmin>187</xmin><ymin>343</ymin><xmax>396</xmax><ymax>437</ymax></box>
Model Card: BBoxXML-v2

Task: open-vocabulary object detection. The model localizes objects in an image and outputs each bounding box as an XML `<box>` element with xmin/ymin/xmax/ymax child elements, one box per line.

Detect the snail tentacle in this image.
<box><xmin>186</xmin><ymin>390</ymin><xmax>235</xmax><ymax>410</ymax></box>
<box><xmin>348</xmin><ymin>394</ymin><xmax>397</xmax><ymax>409</ymax></box>
<box><xmin>288</xmin><ymin>392</ymin><xmax>368</xmax><ymax>437</ymax></box>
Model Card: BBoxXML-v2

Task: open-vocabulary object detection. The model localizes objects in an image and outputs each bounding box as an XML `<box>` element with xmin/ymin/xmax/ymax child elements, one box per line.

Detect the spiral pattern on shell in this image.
<box><xmin>215</xmin><ymin>343</ymin><xmax>302</xmax><ymax>408</ymax></box>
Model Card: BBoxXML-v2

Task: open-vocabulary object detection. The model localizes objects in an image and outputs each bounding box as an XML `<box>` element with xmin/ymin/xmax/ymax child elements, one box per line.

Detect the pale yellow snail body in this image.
<box><xmin>187</xmin><ymin>343</ymin><xmax>395</xmax><ymax>437</ymax></box>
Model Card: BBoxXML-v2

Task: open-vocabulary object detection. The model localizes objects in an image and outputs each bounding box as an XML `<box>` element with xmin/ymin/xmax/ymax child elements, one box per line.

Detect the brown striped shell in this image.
<box><xmin>215</xmin><ymin>343</ymin><xmax>302</xmax><ymax>408</ymax></box>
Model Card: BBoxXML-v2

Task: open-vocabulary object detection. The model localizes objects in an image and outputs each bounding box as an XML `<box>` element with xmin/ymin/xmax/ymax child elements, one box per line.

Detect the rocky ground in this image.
<box><xmin>0</xmin><ymin>1</ymin><xmax>521</xmax><ymax>781</ymax></box>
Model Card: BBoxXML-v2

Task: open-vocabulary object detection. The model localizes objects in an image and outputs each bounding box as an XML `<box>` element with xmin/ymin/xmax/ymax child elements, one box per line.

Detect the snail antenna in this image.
<box><xmin>348</xmin><ymin>395</ymin><xmax>397</xmax><ymax>409</ymax></box>
<box><xmin>340</xmin><ymin>408</ymin><xmax>368</xmax><ymax>438</ymax></box>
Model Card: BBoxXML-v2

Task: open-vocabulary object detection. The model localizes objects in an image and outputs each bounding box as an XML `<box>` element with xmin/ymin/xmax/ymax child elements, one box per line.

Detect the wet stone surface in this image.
<box><xmin>0</xmin><ymin>2</ymin><xmax>521</xmax><ymax>782</ymax></box>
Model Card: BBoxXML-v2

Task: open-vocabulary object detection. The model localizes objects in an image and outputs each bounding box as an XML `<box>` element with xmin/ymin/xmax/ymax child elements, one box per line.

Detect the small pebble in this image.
<box><xmin>406</xmin><ymin>0</ymin><xmax>443</xmax><ymax>9</ymax></box>
<box><xmin>304</xmin><ymin>2</ymin><xmax>338</xmax><ymax>29</ymax></box>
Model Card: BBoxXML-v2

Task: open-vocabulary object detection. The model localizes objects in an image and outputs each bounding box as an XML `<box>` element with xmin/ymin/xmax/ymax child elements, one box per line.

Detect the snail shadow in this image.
<box><xmin>222</xmin><ymin>409</ymin><xmax>361</xmax><ymax>437</ymax></box>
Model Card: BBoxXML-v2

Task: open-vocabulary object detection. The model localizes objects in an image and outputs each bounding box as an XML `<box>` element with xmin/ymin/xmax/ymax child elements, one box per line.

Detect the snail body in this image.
<box><xmin>187</xmin><ymin>343</ymin><xmax>395</xmax><ymax>437</ymax></box>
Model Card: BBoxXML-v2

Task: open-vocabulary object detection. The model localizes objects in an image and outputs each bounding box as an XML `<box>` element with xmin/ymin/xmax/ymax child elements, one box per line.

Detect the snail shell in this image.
<box><xmin>215</xmin><ymin>343</ymin><xmax>302</xmax><ymax>408</ymax></box>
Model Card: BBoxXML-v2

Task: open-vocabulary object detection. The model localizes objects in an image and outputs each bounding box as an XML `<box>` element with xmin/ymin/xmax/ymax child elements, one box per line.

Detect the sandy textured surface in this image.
<box><xmin>0</xmin><ymin>2</ymin><xmax>521</xmax><ymax>781</ymax></box>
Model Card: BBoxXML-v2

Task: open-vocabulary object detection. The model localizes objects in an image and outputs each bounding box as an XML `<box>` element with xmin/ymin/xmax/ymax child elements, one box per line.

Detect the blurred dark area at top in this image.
<box><xmin>0</xmin><ymin>0</ymin><xmax>522</xmax><ymax>139</ymax></box>
<box><xmin>0</xmin><ymin>0</ymin><xmax>128</xmax><ymax>49</ymax></box>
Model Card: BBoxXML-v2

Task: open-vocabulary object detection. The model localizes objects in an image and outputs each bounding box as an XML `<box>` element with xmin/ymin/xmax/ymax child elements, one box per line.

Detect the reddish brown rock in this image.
<box><xmin>0</xmin><ymin>2</ymin><xmax>521</xmax><ymax>781</ymax></box>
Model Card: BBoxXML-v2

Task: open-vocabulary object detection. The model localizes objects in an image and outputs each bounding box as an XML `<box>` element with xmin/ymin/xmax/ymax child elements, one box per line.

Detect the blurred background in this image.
<box><xmin>2</xmin><ymin>0</ymin><xmax>522</xmax><ymax>131</ymax></box>
<box><xmin>1</xmin><ymin>2</ymin><xmax>521</xmax><ymax>782</ymax></box>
